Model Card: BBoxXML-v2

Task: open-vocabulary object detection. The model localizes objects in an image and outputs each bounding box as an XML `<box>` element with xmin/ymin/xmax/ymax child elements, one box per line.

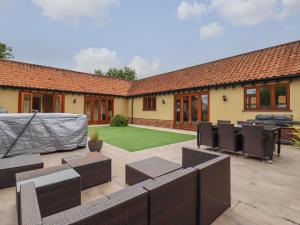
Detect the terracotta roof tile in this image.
<box><xmin>0</xmin><ymin>60</ymin><xmax>132</xmax><ymax>96</ymax></box>
<box><xmin>0</xmin><ymin>41</ymin><xmax>299</xmax><ymax>97</ymax></box>
<box><xmin>128</xmin><ymin>40</ymin><xmax>300</xmax><ymax>96</ymax></box>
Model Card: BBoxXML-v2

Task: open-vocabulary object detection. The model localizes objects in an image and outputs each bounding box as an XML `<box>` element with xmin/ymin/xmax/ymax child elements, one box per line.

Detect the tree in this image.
<box><xmin>94</xmin><ymin>69</ymin><xmax>105</xmax><ymax>76</ymax></box>
<box><xmin>0</xmin><ymin>42</ymin><xmax>13</xmax><ymax>59</ymax></box>
<box><xmin>94</xmin><ymin>67</ymin><xmax>137</xmax><ymax>81</ymax></box>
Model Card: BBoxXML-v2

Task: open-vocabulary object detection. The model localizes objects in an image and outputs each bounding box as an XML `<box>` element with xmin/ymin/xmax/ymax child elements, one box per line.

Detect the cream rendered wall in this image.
<box><xmin>64</xmin><ymin>94</ymin><xmax>84</xmax><ymax>114</ymax></box>
<box><xmin>114</xmin><ymin>98</ymin><xmax>128</xmax><ymax>116</ymax></box>
<box><xmin>130</xmin><ymin>94</ymin><xmax>174</xmax><ymax>120</ymax></box>
<box><xmin>290</xmin><ymin>79</ymin><xmax>300</xmax><ymax>121</ymax></box>
<box><xmin>210</xmin><ymin>80</ymin><xmax>300</xmax><ymax>123</ymax></box>
<box><xmin>0</xmin><ymin>89</ymin><xmax>19</xmax><ymax>113</ymax></box>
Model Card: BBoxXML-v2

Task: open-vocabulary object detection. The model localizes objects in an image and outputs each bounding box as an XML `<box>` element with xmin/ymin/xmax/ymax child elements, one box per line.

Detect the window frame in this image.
<box><xmin>84</xmin><ymin>95</ymin><xmax>114</xmax><ymax>124</ymax></box>
<box><xmin>244</xmin><ymin>83</ymin><xmax>290</xmax><ymax>111</ymax></box>
<box><xmin>18</xmin><ymin>91</ymin><xmax>65</xmax><ymax>113</ymax></box>
<box><xmin>143</xmin><ymin>96</ymin><xmax>157</xmax><ymax>111</ymax></box>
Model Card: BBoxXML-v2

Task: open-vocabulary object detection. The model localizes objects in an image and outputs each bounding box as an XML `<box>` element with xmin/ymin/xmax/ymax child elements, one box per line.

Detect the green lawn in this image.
<box><xmin>88</xmin><ymin>126</ymin><xmax>196</xmax><ymax>152</ymax></box>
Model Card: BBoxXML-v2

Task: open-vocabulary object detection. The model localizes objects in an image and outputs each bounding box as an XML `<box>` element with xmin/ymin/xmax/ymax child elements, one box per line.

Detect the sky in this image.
<box><xmin>0</xmin><ymin>0</ymin><xmax>300</xmax><ymax>79</ymax></box>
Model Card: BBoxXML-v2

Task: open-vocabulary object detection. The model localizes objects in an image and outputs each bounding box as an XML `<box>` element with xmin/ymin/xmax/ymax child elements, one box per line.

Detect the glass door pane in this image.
<box><xmin>93</xmin><ymin>97</ymin><xmax>100</xmax><ymax>122</ymax></box>
<box><xmin>23</xmin><ymin>94</ymin><xmax>31</xmax><ymax>113</ymax></box>
<box><xmin>85</xmin><ymin>97</ymin><xmax>91</xmax><ymax>122</ymax></box>
<box><xmin>55</xmin><ymin>95</ymin><xmax>62</xmax><ymax>113</ymax></box>
<box><xmin>32</xmin><ymin>94</ymin><xmax>42</xmax><ymax>112</ymax></box>
<box><xmin>108</xmin><ymin>98</ymin><xmax>113</xmax><ymax>120</ymax></box>
<box><xmin>201</xmin><ymin>94</ymin><xmax>208</xmax><ymax>122</ymax></box>
<box><xmin>191</xmin><ymin>95</ymin><xmax>198</xmax><ymax>125</ymax></box>
<box><xmin>42</xmin><ymin>94</ymin><xmax>54</xmax><ymax>112</ymax></box>
<box><xmin>175</xmin><ymin>97</ymin><xmax>181</xmax><ymax>126</ymax></box>
<box><xmin>183</xmin><ymin>96</ymin><xmax>189</xmax><ymax>125</ymax></box>
<box><xmin>101</xmin><ymin>97</ymin><xmax>106</xmax><ymax>121</ymax></box>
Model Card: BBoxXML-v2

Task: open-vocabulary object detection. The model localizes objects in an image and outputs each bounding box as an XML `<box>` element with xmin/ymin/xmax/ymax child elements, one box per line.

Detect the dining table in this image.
<box><xmin>197</xmin><ymin>123</ymin><xmax>282</xmax><ymax>161</ymax></box>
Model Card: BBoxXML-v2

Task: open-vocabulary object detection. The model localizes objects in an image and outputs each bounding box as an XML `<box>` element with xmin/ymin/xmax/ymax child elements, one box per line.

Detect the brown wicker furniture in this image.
<box><xmin>0</xmin><ymin>154</ymin><xmax>43</xmax><ymax>189</ymax></box>
<box><xmin>19</xmin><ymin>180</ymin><xmax>149</xmax><ymax>225</ymax></box>
<box><xmin>182</xmin><ymin>147</ymin><xmax>231</xmax><ymax>225</ymax></box>
<box><xmin>201</xmin><ymin>123</ymin><xmax>281</xmax><ymax>161</ymax></box>
<box><xmin>62</xmin><ymin>152</ymin><xmax>111</xmax><ymax>190</ymax></box>
<box><xmin>16</xmin><ymin>164</ymin><xmax>81</xmax><ymax>218</ymax></box>
<box><xmin>218</xmin><ymin>123</ymin><xmax>243</xmax><ymax>154</ymax></box>
<box><xmin>125</xmin><ymin>156</ymin><xmax>181</xmax><ymax>185</ymax></box>
<box><xmin>143</xmin><ymin>168</ymin><xmax>198</xmax><ymax>225</ymax></box>
<box><xmin>242</xmin><ymin>125</ymin><xmax>267</xmax><ymax>160</ymax></box>
<box><xmin>18</xmin><ymin>148</ymin><xmax>231</xmax><ymax>225</ymax></box>
<box><xmin>197</xmin><ymin>122</ymin><xmax>218</xmax><ymax>148</ymax></box>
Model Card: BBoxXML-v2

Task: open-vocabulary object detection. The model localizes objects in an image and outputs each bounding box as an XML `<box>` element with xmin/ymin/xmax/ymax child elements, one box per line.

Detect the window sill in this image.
<box><xmin>243</xmin><ymin>109</ymin><xmax>292</xmax><ymax>112</ymax></box>
<box><xmin>142</xmin><ymin>109</ymin><xmax>157</xmax><ymax>111</ymax></box>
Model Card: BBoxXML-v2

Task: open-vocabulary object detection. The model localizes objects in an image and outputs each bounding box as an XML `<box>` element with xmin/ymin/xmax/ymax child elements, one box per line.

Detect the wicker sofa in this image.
<box><xmin>182</xmin><ymin>147</ymin><xmax>231</xmax><ymax>225</ymax></box>
<box><xmin>19</xmin><ymin>147</ymin><xmax>230</xmax><ymax>225</ymax></box>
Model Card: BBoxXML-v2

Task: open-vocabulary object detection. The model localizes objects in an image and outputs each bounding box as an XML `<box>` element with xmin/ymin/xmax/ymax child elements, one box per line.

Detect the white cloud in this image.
<box><xmin>177</xmin><ymin>1</ymin><xmax>207</xmax><ymax>20</ymax></box>
<box><xmin>73</xmin><ymin>48</ymin><xmax>122</xmax><ymax>73</ymax></box>
<box><xmin>129</xmin><ymin>55</ymin><xmax>160</xmax><ymax>78</ymax></box>
<box><xmin>32</xmin><ymin>0</ymin><xmax>119</xmax><ymax>23</ymax></box>
<box><xmin>73</xmin><ymin>49</ymin><xmax>160</xmax><ymax>78</ymax></box>
<box><xmin>199</xmin><ymin>22</ymin><xmax>223</xmax><ymax>40</ymax></box>
<box><xmin>277</xmin><ymin>0</ymin><xmax>300</xmax><ymax>18</ymax></box>
<box><xmin>211</xmin><ymin>0</ymin><xmax>277</xmax><ymax>26</ymax></box>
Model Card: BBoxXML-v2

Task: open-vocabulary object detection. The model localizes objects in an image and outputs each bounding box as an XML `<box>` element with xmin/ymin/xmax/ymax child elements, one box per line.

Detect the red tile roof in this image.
<box><xmin>128</xmin><ymin>40</ymin><xmax>300</xmax><ymax>96</ymax></box>
<box><xmin>0</xmin><ymin>60</ymin><xmax>132</xmax><ymax>96</ymax></box>
<box><xmin>0</xmin><ymin>40</ymin><xmax>299</xmax><ymax>97</ymax></box>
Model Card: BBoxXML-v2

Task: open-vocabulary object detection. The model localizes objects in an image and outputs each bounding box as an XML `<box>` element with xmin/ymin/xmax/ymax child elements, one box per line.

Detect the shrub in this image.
<box><xmin>110</xmin><ymin>114</ymin><xmax>128</xmax><ymax>127</ymax></box>
<box><xmin>90</xmin><ymin>130</ymin><xmax>101</xmax><ymax>142</ymax></box>
<box><xmin>291</xmin><ymin>127</ymin><xmax>300</xmax><ymax>150</ymax></box>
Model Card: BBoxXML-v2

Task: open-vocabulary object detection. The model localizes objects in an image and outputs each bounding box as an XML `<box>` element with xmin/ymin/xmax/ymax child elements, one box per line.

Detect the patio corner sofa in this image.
<box><xmin>18</xmin><ymin>147</ymin><xmax>230</xmax><ymax>225</ymax></box>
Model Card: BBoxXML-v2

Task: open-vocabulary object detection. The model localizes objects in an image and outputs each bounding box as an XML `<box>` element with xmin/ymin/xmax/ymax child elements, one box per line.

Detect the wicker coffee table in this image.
<box><xmin>62</xmin><ymin>152</ymin><xmax>111</xmax><ymax>190</ymax></box>
<box><xmin>126</xmin><ymin>157</ymin><xmax>181</xmax><ymax>185</ymax></box>
<box><xmin>0</xmin><ymin>154</ymin><xmax>43</xmax><ymax>189</ymax></box>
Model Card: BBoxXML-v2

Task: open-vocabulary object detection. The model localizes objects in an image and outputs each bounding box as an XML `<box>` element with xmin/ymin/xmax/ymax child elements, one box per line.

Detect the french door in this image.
<box><xmin>174</xmin><ymin>92</ymin><xmax>209</xmax><ymax>130</ymax></box>
<box><xmin>84</xmin><ymin>96</ymin><xmax>114</xmax><ymax>124</ymax></box>
<box><xmin>19</xmin><ymin>91</ymin><xmax>64</xmax><ymax>113</ymax></box>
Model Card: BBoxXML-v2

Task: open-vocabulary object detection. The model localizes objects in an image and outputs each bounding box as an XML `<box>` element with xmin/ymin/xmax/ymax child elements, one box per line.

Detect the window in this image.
<box><xmin>244</xmin><ymin>84</ymin><xmax>289</xmax><ymax>111</ymax></box>
<box><xmin>245</xmin><ymin>88</ymin><xmax>257</xmax><ymax>109</ymax></box>
<box><xmin>19</xmin><ymin>92</ymin><xmax>64</xmax><ymax>113</ymax></box>
<box><xmin>275</xmin><ymin>85</ymin><xmax>288</xmax><ymax>109</ymax></box>
<box><xmin>260</xmin><ymin>86</ymin><xmax>271</xmax><ymax>109</ymax></box>
<box><xmin>143</xmin><ymin>96</ymin><xmax>156</xmax><ymax>111</ymax></box>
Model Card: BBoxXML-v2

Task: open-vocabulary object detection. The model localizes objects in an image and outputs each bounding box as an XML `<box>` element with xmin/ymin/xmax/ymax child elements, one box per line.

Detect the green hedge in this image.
<box><xmin>110</xmin><ymin>114</ymin><xmax>128</xmax><ymax>127</ymax></box>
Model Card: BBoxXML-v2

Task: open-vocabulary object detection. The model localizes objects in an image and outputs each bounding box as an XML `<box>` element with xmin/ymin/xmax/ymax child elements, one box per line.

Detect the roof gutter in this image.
<box><xmin>0</xmin><ymin>85</ymin><xmax>128</xmax><ymax>98</ymax></box>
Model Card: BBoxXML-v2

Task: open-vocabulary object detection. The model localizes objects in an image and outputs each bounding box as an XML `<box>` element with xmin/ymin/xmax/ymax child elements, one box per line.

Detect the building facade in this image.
<box><xmin>1</xmin><ymin>41</ymin><xmax>300</xmax><ymax>129</ymax></box>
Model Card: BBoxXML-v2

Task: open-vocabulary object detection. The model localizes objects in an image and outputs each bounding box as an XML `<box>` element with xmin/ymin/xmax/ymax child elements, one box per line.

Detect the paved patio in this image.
<box><xmin>1</xmin><ymin>127</ymin><xmax>300</xmax><ymax>225</ymax></box>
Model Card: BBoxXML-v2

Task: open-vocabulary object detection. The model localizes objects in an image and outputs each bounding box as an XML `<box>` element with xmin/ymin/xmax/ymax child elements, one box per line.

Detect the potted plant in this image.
<box><xmin>88</xmin><ymin>131</ymin><xmax>103</xmax><ymax>152</ymax></box>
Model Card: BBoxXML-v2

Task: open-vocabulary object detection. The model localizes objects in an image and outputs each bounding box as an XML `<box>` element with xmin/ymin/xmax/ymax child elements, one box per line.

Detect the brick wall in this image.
<box><xmin>128</xmin><ymin>117</ymin><xmax>173</xmax><ymax>128</ymax></box>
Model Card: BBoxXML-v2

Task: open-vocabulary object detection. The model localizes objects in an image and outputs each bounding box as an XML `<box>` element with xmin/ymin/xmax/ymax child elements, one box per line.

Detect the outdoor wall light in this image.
<box><xmin>162</xmin><ymin>99</ymin><xmax>166</xmax><ymax>104</ymax></box>
<box><xmin>222</xmin><ymin>95</ymin><xmax>227</xmax><ymax>102</ymax></box>
<box><xmin>73</xmin><ymin>98</ymin><xmax>77</xmax><ymax>104</ymax></box>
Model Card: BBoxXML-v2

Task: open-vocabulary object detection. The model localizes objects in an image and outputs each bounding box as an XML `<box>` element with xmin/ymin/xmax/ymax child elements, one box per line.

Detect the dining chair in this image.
<box><xmin>198</xmin><ymin>122</ymin><xmax>218</xmax><ymax>148</ymax></box>
<box><xmin>218</xmin><ymin>123</ymin><xmax>242</xmax><ymax>154</ymax></box>
<box><xmin>242</xmin><ymin>125</ymin><xmax>267</xmax><ymax>161</ymax></box>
